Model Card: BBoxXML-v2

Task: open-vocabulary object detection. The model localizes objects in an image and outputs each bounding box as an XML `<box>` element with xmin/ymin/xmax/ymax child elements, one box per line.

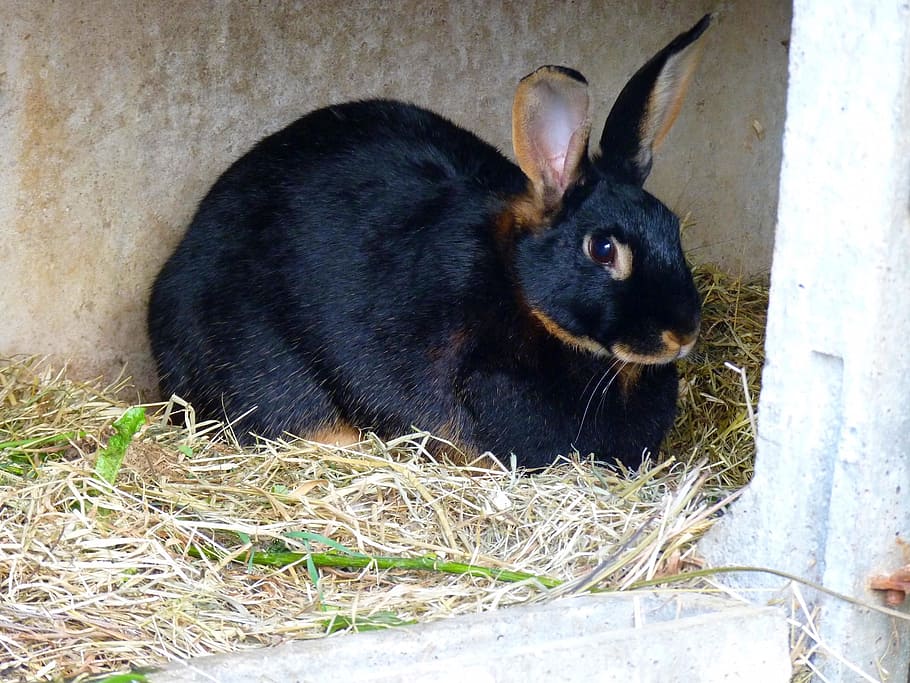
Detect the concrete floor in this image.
<box><xmin>149</xmin><ymin>592</ymin><xmax>793</xmax><ymax>682</ymax></box>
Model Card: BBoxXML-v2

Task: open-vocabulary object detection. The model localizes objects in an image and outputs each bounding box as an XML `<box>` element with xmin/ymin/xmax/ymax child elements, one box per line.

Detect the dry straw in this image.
<box><xmin>0</xmin><ymin>264</ymin><xmax>768</xmax><ymax>682</ymax></box>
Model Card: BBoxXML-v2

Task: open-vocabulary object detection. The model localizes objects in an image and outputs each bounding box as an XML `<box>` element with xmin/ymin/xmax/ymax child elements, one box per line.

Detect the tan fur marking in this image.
<box><xmin>494</xmin><ymin>190</ymin><xmax>552</xmax><ymax>248</ymax></box>
<box><xmin>510</xmin><ymin>192</ymin><xmax>550</xmax><ymax>231</ymax></box>
<box><xmin>611</xmin><ymin>240</ymin><xmax>634</xmax><ymax>280</ymax></box>
<box><xmin>424</xmin><ymin>419</ymin><xmax>496</xmax><ymax>469</ymax></box>
<box><xmin>494</xmin><ymin>208</ymin><xmax>518</xmax><ymax>244</ymax></box>
<box><xmin>437</xmin><ymin>440</ymin><xmax>496</xmax><ymax>469</ymax></box>
<box><xmin>305</xmin><ymin>422</ymin><xmax>361</xmax><ymax>446</ymax></box>
<box><xmin>512</xmin><ymin>80</ymin><xmax>545</xmax><ymax>195</ymax></box>
<box><xmin>617</xmin><ymin>363</ymin><xmax>643</xmax><ymax>396</ymax></box>
<box><xmin>530</xmin><ymin>307</ymin><xmax>609</xmax><ymax>356</ymax></box>
<box><xmin>663</xmin><ymin>329</ymin><xmax>698</xmax><ymax>358</ymax></box>
<box><xmin>612</xmin><ymin>329</ymin><xmax>698</xmax><ymax>365</ymax></box>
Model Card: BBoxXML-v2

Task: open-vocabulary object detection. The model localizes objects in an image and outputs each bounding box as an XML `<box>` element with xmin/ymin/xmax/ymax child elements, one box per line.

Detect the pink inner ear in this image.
<box><xmin>538</xmin><ymin>107</ymin><xmax>582</xmax><ymax>191</ymax></box>
<box><xmin>544</xmin><ymin>151</ymin><xmax>569</xmax><ymax>187</ymax></box>
<box><xmin>513</xmin><ymin>67</ymin><xmax>591</xmax><ymax>203</ymax></box>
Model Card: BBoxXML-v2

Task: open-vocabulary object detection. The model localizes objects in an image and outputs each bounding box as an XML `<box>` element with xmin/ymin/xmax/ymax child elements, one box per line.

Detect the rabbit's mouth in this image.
<box><xmin>611</xmin><ymin>330</ymin><xmax>698</xmax><ymax>365</ymax></box>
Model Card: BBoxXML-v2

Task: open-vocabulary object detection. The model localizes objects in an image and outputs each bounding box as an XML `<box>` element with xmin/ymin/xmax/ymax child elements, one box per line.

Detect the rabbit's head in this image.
<box><xmin>508</xmin><ymin>16</ymin><xmax>709</xmax><ymax>365</ymax></box>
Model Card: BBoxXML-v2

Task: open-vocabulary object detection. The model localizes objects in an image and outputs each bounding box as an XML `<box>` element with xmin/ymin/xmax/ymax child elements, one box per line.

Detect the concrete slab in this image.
<box><xmin>150</xmin><ymin>592</ymin><xmax>791</xmax><ymax>683</ymax></box>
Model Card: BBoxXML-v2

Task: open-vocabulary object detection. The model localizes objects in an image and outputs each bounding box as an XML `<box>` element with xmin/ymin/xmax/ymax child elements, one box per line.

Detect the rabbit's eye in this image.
<box><xmin>585</xmin><ymin>235</ymin><xmax>616</xmax><ymax>267</ymax></box>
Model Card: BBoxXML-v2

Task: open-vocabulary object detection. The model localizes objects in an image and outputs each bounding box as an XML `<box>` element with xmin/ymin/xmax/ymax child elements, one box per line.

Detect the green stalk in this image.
<box><xmin>187</xmin><ymin>544</ymin><xmax>562</xmax><ymax>588</ymax></box>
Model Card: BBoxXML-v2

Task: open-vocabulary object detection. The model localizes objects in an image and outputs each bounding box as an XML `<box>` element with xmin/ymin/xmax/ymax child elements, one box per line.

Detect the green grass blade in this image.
<box><xmin>283</xmin><ymin>530</ymin><xmax>366</xmax><ymax>557</ymax></box>
<box><xmin>322</xmin><ymin>610</ymin><xmax>416</xmax><ymax>634</ymax></box>
<box><xmin>87</xmin><ymin>672</ymin><xmax>149</xmax><ymax>683</ymax></box>
<box><xmin>0</xmin><ymin>430</ymin><xmax>85</xmax><ymax>452</ymax></box>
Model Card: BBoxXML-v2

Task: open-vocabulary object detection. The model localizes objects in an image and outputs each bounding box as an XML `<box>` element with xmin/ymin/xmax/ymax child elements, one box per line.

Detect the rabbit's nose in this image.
<box><xmin>677</xmin><ymin>338</ymin><xmax>697</xmax><ymax>359</ymax></box>
<box><xmin>662</xmin><ymin>329</ymin><xmax>699</xmax><ymax>359</ymax></box>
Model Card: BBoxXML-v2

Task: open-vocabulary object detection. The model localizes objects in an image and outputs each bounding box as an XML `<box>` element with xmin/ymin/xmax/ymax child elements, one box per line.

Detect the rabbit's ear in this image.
<box><xmin>597</xmin><ymin>14</ymin><xmax>710</xmax><ymax>186</ymax></box>
<box><xmin>512</xmin><ymin>66</ymin><xmax>591</xmax><ymax>212</ymax></box>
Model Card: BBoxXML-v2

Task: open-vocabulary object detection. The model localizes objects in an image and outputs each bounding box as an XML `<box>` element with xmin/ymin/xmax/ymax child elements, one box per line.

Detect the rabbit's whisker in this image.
<box><xmin>593</xmin><ymin>360</ymin><xmax>627</xmax><ymax>432</ymax></box>
<box><xmin>575</xmin><ymin>357</ymin><xmax>623</xmax><ymax>443</ymax></box>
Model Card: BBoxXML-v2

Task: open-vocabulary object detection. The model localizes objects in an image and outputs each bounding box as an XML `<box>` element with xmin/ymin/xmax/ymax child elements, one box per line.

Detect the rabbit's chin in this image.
<box><xmin>611</xmin><ymin>336</ymin><xmax>697</xmax><ymax>365</ymax></box>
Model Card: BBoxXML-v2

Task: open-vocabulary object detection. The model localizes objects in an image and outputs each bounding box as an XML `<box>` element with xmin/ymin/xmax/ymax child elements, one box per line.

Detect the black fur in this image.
<box><xmin>148</xmin><ymin>17</ymin><xmax>709</xmax><ymax>468</ymax></box>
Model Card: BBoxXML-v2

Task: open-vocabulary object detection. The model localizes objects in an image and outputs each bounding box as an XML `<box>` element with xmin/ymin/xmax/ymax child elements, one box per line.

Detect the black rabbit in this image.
<box><xmin>148</xmin><ymin>16</ymin><xmax>710</xmax><ymax>468</ymax></box>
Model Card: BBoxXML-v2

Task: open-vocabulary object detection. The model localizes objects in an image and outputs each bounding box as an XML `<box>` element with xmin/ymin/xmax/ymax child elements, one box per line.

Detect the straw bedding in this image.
<box><xmin>0</xmin><ymin>265</ymin><xmax>768</xmax><ymax>682</ymax></box>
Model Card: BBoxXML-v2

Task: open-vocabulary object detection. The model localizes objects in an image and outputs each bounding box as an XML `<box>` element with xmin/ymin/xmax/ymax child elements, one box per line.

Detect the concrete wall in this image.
<box><xmin>0</xmin><ymin>1</ymin><xmax>790</xmax><ymax>393</ymax></box>
<box><xmin>700</xmin><ymin>0</ymin><xmax>910</xmax><ymax>678</ymax></box>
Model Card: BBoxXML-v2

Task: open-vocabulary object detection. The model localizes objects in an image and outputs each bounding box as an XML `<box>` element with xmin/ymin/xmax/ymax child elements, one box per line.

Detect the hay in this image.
<box><xmin>0</xmin><ymin>265</ymin><xmax>769</xmax><ymax>682</ymax></box>
<box><xmin>669</xmin><ymin>264</ymin><xmax>769</xmax><ymax>486</ymax></box>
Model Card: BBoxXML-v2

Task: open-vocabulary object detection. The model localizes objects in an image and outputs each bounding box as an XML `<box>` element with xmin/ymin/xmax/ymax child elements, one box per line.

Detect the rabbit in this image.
<box><xmin>148</xmin><ymin>15</ymin><xmax>710</xmax><ymax>469</ymax></box>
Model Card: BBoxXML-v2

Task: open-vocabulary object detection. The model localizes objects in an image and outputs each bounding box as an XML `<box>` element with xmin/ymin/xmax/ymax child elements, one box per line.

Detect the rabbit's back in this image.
<box><xmin>172</xmin><ymin>100</ymin><xmax>524</xmax><ymax>262</ymax></box>
<box><xmin>148</xmin><ymin>100</ymin><xmax>523</xmax><ymax>440</ymax></box>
